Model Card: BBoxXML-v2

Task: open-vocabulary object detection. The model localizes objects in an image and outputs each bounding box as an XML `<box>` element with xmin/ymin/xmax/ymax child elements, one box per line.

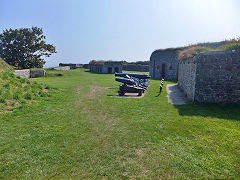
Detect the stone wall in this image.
<box><xmin>178</xmin><ymin>58</ymin><xmax>196</xmax><ymax>100</ymax></box>
<box><xmin>14</xmin><ymin>69</ymin><xmax>45</xmax><ymax>78</ymax></box>
<box><xmin>150</xmin><ymin>50</ymin><xmax>178</xmax><ymax>80</ymax></box>
<box><xmin>178</xmin><ymin>49</ymin><xmax>240</xmax><ymax>103</ymax></box>
<box><xmin>14</xmin><ymin>69</ymin><xmax>31</xmax><ymax>78</ymax></box>
<box><xmin>54</xmin><ymin>66</ymin><xmax>70</xmax><ymax>71</ymax></box>
<box><xmin>123</xmin><ymin>65</ymin><xmax>149</xmax><ymax>72</ymax></box>
<box><xmin>30</xmin><ymin>69</ymin><xmax>46</xmax><ymax>78</ymax></box>
<box><xmin>59</xmin><ymin>63</ymin><xmax>77</xmax><ymax>69</ymax></box>
<box><xmin>90</xmin><ymin>62</ymin><xmax>122</xmax><ymax>74</ymax></box>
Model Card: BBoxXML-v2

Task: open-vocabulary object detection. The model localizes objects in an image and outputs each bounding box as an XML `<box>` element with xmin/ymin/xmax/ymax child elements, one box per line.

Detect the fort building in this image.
<box><xmin>90</xmin><ymin>61</ymin><xmax>122</xmax><ymax>74</ymax></box>
<box><xmin>149</xmin><ymin>49</ymin><xmax>180</xmax><ymax>80</ymax></box>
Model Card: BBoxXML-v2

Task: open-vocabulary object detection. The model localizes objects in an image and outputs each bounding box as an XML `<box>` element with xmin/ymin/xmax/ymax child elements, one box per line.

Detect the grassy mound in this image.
<box><xmin>178</xmin><ymin>43</ymin><xmax>240</xmax><ymax>60</ymax></box>
<box><xmin>0</xmin><ymin>58</ymin><xmax>14</xmax><ymax>72</ymax></box>
<box><xmin>0</xmin><ymin>72</ymin><xmax>50</xmax><ymax>112</ymax></box>
<box><xmin>178</xmin><ymin>46</ymin><xmax>213</xmax><ymax>60</ymax></box>
<box><xmin>216</xmin><ymin>43</ymin><xmax>240</xmax><ymax>51</ymax></box>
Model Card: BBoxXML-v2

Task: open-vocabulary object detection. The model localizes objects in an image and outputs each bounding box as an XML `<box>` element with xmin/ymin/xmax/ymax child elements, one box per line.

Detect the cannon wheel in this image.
<box><xmin>119</xmin><ymin>91</ymin><xmax>125</xmax><ymax>96</ymax></box>
<box><xmin>138</xmin><ymin>90</ymin><xmax>143</xmax><ymax>96</ymax></box>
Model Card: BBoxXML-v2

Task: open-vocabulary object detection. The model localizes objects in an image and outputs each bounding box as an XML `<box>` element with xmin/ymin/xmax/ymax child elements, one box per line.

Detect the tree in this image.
<box><xmin>0</xmin><ymin>27</ymin><xmax>56</xmax><ymax>69</ymax></box>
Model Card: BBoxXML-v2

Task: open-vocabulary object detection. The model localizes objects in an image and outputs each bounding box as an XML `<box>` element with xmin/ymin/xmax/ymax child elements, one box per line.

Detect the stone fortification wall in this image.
<box><xmin>14</xmin><ymin>69</ymin><xmax>31</xmax><ymax>78</ymax></box>
<box><xmin>30</xmin><ymin>69</ymin><xmax>46</xmax><ymax>78</ymax></box>
<box><xmin>14</xmin><ymin>69</ymin><xmax>45</xmax><ymax>78</ymax></box>
<box><xmin>90</xmin><ymin>62</ymin><xmax>122</xmax><ymax>74</ymax></box>
<box><xmin>178</xmin><ymin>49</ymin><xmax>240</xmax><ymax>103</ymax></box>
<box><xmin>123</xmin><ymin>65</ymin><xmax>149</xmax><ymax>72</ymax></box>
<box><xmin>59</xmin><ymin>63</ymin><xmax>77</xmax><ymax>69</ymax></box>
<box><xmin>178</xmin><ymin>58</ymin><xmax>196</xmax><ymax>100</ymax></box>
<box><xmin>54</xmin><ymin>66</ymin><xmax>70</xmax><ymax>71</ymax></box>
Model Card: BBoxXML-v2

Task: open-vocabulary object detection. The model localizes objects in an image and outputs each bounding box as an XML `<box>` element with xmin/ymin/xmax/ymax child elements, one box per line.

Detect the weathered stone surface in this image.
<box><xmin>59</xmin><ymin>63</ymin><xmax>77</xmax><ymax>69</ymax></box>
<box><xmin>149</xmin><ymin>50</ymin><xmax>178</xmax><ymax>80</ymax></box>
<box><xmin>30</xmin><ymin>69</ymin><xmax>45</xmax><ymax>78</ymax></box>
<box><xmin>178</xmin><ymin>49</ymin><xmax>240</xmax><ymax>103</ymax></box>
<box><xmin>54</xmin><ymin>66</ymin><xmax>70</xmax><ymax>71</ymax></box>
<box><xmin>90</xmin><ymin>62</ymin><xmax>122</xmax><ymax>74</ymax></box>
<box><xmin>14</xmin><ymin>69</ymin><xmax>45</xmax><ymax>78</ymax></box>
<box><xmin>123</xmin><ymin>65</ymin><xmax>149</xmax><ymax>72</ymax></box>
<box><xmin>14</xmin><ymin>69</ymin><xmax>31</xmax><ymax>78</ymax></box>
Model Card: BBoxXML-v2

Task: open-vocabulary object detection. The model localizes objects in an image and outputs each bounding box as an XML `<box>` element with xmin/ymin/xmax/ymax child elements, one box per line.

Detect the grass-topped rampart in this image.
<box><xmin>0</xmin><ymin>58</ymin><xmax>14</xmax><ymax>72</ymax></box>
<box><xmin>178</xmin><ymin>42</ymin><xmax>240</xmax><ymax>60</ymax></box>
<box><xmin>0</xmin><ymin>72</ymin><xmax>51</xmax><ymax>112</ymax></box>
<box><xmin>0</xmin><ymin>58</ymin><xmax>51</xmax><ymax>112</ymax></box>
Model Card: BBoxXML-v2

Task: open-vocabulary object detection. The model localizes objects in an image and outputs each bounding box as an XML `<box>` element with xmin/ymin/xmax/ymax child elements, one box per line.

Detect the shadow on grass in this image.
<box><xmin>174</xmin><ymin>103</ymin><xmax>240</xmax><ymax>121</ymax></box>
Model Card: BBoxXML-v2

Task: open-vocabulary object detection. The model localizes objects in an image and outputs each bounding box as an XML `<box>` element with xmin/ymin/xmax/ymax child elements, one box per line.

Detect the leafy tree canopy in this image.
<box><xmin>0</xmin><ymin>27</ymin><xmax>56</xmax><ymax>69</ymax></box>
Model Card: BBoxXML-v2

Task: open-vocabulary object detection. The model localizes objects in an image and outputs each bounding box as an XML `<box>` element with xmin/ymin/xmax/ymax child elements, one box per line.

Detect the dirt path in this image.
<box><xmin>166</xmin><ymin>84</ymin><xmax>187</xmax><ymax>105</ymax></box>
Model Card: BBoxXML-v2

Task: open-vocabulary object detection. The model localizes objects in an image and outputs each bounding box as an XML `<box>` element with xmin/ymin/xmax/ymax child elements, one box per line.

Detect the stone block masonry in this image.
<box><xmin>178</xmin><ymin>49</ymin><xmax>240</xmax><ymax>103</ymax></box>
<box><xmin>14</xmin><ymin>69</ymin><xmax>31</xmax><ymax>78</ymax></box>
<box><xmin>54</xmin><ymin>66</ymin><xmax>71</xmax><ymax>71</ymax></box>
<box><xmin>14</xmin><ymin>69</ymin><xmax>46</xmax><ymax>78</ymax></box>
<box><xmin>123</xmin><ymin>65</ymin><xmax>149</xmax><ymax>72</ymax></box>
<box><xmin>59</xmin><ymin>63</ymin><xmax>77</xmax><ymax>69</ymax></box>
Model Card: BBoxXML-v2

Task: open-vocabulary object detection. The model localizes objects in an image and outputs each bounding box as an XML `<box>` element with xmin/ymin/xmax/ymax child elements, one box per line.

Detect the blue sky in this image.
<box><xmin>1</xmin><ymin>0</ymin><xmax>240</xmax><ymax>67</ymax></box>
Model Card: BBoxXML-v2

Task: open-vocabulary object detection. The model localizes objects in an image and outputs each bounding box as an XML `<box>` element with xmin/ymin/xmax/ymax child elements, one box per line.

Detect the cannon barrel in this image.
<box><xmin>115</xmin><ymin>73</ymin><xmax>150</xmax><ymax>79</ymax></box>
<box><xmin>115</xmin><ymin>78</ymin><xmax>136</xmax><ymax>85</ymax></box>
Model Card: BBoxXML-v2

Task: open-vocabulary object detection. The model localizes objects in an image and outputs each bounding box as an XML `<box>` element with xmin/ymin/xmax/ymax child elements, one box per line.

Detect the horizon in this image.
<box><xmin>1</xmin><ymin>0</ymin><xmax>240</xmax><ymax>68</ymax></box>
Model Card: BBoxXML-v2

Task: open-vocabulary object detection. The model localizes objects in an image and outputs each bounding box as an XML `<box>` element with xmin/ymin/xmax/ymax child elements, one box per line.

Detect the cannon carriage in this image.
<box><xmin>115</xmin><ymin>73</ymin><xmax>150</xmax><ymax>96</ymax></box>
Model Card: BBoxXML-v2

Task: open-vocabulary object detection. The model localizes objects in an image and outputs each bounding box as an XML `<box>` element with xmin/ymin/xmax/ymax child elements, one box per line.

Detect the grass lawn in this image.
<box><xmin>0</xmin><ymin>68</ymin><xmax>240</xmax><ymax>179</ymax></box>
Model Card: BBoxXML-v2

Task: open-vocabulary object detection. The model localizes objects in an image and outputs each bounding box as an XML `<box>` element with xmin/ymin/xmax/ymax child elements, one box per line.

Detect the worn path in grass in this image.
<box><xmin>0</xmin><ymin>69</ymin><xmax>240</xmax><ymax>179</ymax></box>
<box><xmin>166</xmin><ymin>84</ymin><xmax>187</xmax><ymax>105</ymax></box>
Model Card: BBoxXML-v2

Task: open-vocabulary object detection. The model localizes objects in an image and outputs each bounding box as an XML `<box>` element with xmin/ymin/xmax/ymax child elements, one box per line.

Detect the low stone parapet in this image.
<box><xmin>14</xmin><ymin>69</ymin><xmax>31</xmax><ymax>78</ymax></box>
<box><xmin>54</xmin><ymin>66</ymin><xmax>70</xmax><ymax>71</ymax></box>
<box><xmin>30</xmin><ymin>69</ymin><xmax>46</xmax><ymax>78</ymax></box>
<box><xmin>14</xmin><ymin>69</ymin><xmax>46</xmax><ymax>78</ymax></box>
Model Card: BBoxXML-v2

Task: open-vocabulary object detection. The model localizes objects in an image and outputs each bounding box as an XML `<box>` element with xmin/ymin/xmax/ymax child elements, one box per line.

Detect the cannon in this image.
<box><xmin>115</xmin><ymin>73</ymin><xmax>150</xmax><ymax>96</ymax></box>
<box><xmin>115</xmin><ymin>72</ymin><xmax>150</xmax><ymax>79</ymax></box>
<box><xmin>115</xmin><ymin>78</ymin><xmax>136</xmax><ymax>85</ymax></box>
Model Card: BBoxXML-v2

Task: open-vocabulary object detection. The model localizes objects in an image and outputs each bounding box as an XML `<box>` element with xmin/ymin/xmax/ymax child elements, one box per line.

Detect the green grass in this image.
<box><xmin>0</xmin><ymin>58</ymin><xmax>14</xmax><ymax>72</ymax></box>
<box><xmin>0</xmin><ymin>69</ymin><xmax>239</xmax><ymax>179</ymax></box>
<box><xmin>0</xmin><ymin>72</ymin><xmax>50</xmax><ymax>112</ymax></box>
<box><xmin>178</xmin><ymin>46</ymin><xmax>213</xmax><ymax>60</ymax></box>
<box><xmin>216</xmin><ymin>43</ymin><xmax>240</xmax><ymax>51</ymax></box>
<box><xmin>178</xmin><ymin>43</ymin><xmax>240</xmax><ymax>60</ymax></box>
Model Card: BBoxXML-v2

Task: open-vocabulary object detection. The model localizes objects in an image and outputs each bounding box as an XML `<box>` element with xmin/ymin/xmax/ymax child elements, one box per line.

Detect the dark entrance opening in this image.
<box><xmin>114</xmin><ymin>67</ymin><xmax>119</xmax><ymax>73</ymax></box>
<box><xmin>161</xmin><ymin>64</ymin><xmax>166</xmax><ymax>78</ymax></box>
<box><xmin>108</xmin><ymin>67</ymin><xmax>112</xmax><ymax>73</ymax></box>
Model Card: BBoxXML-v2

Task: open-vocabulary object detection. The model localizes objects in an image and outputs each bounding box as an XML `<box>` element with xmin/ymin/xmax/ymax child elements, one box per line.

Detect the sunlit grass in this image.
<box><xmin>0</xmin><ymin>69</ymin><xmax>239</xmax><ymax>179</ymax></box>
